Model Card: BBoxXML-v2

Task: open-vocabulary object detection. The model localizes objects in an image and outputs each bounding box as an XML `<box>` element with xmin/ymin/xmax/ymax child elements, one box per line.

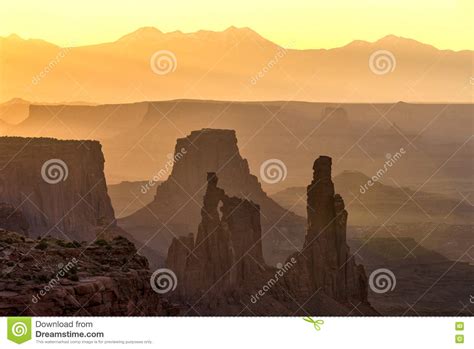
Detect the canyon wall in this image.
<box><xmin>0</xmin><ymin>203</ymin><xmax>29</xmax><ymax>236</ymax></box>
<box><xmin>0</xmin><ymin>137</ymin><xmax>117</xmax><ymax>241</ymax></box>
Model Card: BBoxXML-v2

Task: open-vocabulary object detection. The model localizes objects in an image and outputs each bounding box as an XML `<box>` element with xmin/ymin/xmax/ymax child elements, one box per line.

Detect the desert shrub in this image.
<box><xmin>35</xmin><ymin>240</ymin><xmax>48</xmax><ymax>250</ymax></box>
<box><xmin>94</xmin><ymin>239</ymin><xmax>108</xmax><ymax>246</ymax></box>
<box><xmin>56</xmin><ymin>240</ymin><xmax>67</xmax><ymax>247</ymax></box>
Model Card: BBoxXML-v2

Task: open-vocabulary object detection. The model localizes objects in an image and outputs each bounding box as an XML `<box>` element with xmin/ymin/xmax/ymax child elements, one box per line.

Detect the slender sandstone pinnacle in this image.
<box><xmin>303</xmin><ymin>155</ymin><xmax>367</xmax><ymax>303</ymax></box>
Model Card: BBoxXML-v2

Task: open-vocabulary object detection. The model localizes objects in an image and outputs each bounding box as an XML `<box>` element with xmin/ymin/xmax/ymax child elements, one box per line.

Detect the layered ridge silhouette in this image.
<box><xmin>1</xmin><ymin>27</ymin><xmax>472</xmax><ymax>104</ymax></box>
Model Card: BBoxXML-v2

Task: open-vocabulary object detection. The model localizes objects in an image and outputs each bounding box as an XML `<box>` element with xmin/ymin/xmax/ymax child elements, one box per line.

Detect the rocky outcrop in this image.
<box><xmin>167</xmin><ymin>173</ymin><xmax>265</xmax><ymax>299</ymax></box>
<box><xmin>166</xmin><ymin>165</ymin><xmax>375</xmax><ymax>315</ymax></box>
<box><xmin>0</xmin><ymin>230</ymin><xmax>175</xmax><ymax>316</ymax></box>
<box><xmin>285</xmin><ymin>156</ymin><xmax>368</xmax><ymax>304</ymax></box>
<box><xmin>0</xmin><ymin>203</ymin><xmax>29</xmax><ymax>236</ymax></box>
<box><xmin>0</xmin><ymin>137</ymin><xmax>117</xmax><ymax>241</ymax></box>
<box><xmin>119</xmin><ymin>129</ymin><xmax>305</xmax><ymax>266</ymax></box>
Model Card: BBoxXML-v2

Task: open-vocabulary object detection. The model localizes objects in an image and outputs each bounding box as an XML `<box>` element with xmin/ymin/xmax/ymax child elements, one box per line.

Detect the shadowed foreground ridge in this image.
<box><xmin>166</xmin><ymin>157</ymin><xmax>376</xmax><ymax>315</ymax></box>
<box><xmin>0</xmin><ymin>230</ymin><xmax>177</xmax><ymax>316</ymax></box>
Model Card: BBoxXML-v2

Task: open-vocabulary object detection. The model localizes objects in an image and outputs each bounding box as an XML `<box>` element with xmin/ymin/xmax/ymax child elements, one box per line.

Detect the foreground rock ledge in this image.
<box><xmin>0</xmin><ymin>231</ymin><xmax>176</xmax><ymax>316</ymax></box>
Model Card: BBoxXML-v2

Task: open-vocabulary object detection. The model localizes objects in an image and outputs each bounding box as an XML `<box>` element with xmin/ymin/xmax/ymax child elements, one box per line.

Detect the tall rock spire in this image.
<box><xmin>303</xmin><ymin>156</ymin><xmax>367</xmax><ymax>302</ymax></box>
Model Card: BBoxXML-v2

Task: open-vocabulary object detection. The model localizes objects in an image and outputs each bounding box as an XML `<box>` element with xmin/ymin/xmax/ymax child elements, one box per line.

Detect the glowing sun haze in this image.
<box><xmin>1</xmin><ymin>0</ymin><xmax>473</xmax><ymax>50</ymax></box>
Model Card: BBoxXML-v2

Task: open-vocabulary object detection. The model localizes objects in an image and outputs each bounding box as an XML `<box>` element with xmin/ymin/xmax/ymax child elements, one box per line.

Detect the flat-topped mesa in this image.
<box><xmin>300</xmin><ymin>155</ymin><xmax>367</xmax><ymax>303</ymax></box>
<box><xmin>166</xmin><ymin>172</ymin><xmax>265</xmax><ymax>299</ymax></box>
<box><xmin>157</xmin><ymin>129</ymin><xmax>259</xmax><ymax>203</ymax></box>
<box><xmin>0</xmin><ymin>137</ymin><xmax>117</xmax><ymax>241</ymax></box>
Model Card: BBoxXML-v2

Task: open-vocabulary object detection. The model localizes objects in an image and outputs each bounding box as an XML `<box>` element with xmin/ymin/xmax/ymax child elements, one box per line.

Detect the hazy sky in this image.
<box><xmin>1</xmin><ymin>0</ymin><xmax>473</xmax><ymax>50</ymax></box>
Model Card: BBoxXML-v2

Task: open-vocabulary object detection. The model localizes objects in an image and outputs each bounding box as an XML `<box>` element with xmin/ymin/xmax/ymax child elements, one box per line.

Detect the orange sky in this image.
<box><xmin>1</xmin><ymin>0</ymin><xmax>473</xmax><ymax>50</ymax></box>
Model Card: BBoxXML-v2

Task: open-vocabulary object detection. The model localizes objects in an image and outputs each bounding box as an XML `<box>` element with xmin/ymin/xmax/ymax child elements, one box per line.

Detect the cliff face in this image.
<box><xmin>0</xmin><ymin>231</ymin><xmax>173</xmax><ymax>316</ymax></box>
<box><xmin>0</xmin><ymin>137</ymin><xmax>116</xmax><ymax>241</ymax></box>
<box><xmin>119</xmin><ymin>129</ymin><xmax>305</xmax><ymax>266</ymax></box>
<box><xmin>0</xmin><ymin>203</ymin><xmax>29</xmax><ymax>236</ymax></box>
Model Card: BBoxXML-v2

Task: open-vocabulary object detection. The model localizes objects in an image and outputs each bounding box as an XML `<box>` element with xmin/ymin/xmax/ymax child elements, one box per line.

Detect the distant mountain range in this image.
<box><xmin>1</xmin><ymin>27</ymin><xmax>472</xmax><ymax>103</ymax></box>
<box><xmin>0</xmin><ymin>98</ymin><xmax>29</xmax><ymax>125</ymax></box>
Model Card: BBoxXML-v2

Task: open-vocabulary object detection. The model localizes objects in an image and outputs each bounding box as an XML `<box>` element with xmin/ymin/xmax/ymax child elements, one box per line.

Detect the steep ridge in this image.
<box><xmin>119</xmin><ymin>129</ymin><xmax>306</xmax><ymax>266</ymax></box>
<box><xmin>0</xmin><ymin>137</ymin><xmax>118</xmax><ymax>241</ymax></box>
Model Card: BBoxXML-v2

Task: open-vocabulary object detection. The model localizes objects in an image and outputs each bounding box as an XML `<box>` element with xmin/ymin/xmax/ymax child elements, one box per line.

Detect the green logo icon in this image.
<box><xmin>455</xmin><ymin>334</ymin><xmax>464</xmax><ymax>344</ymax></box>
<box><xmin>456</xmin><ymin>322</ymin><xmax>464</xmax><ymax>331</ymax></box>
<box><xmin>303</xmin><ymin>317</ymin><xmax>324</xmax><ymax>331</ymax></box>
<box><xmin>7</xmin><ymin>317</ymin><xmax>32</xmax><ymax>344</ymax></box>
